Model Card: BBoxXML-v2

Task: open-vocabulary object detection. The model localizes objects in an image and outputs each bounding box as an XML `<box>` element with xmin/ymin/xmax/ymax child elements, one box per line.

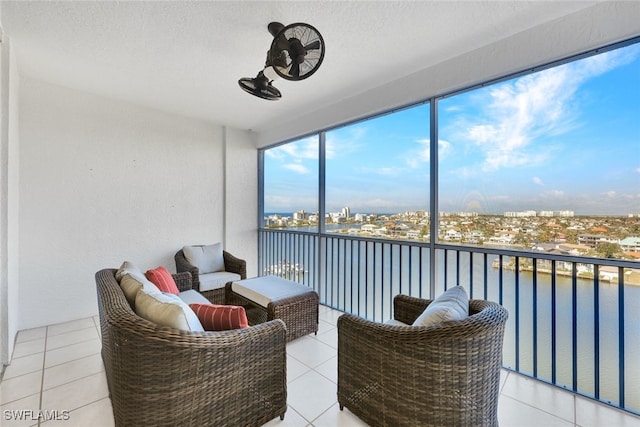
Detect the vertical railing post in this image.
<box><xmin>443</xmin><ymin>249</ymin><xmax>448</xmax><ymax>290</ymax></box>
<box><xmin>498</xmin><ymin>254</ymin><xmax>504</xmax><ymax>306</ymax></box>
<box><xmin>618</xmin><ymin>266</ymin><xmax>625</xmax><ymax>409</ymax></box>
<box><xmin>551</xmin><ymin>260</ymin><xmax>557</xmax><ymax>385</ymax></box>
<box><xmin>572</xmin><ymin>262</ymin><xmax>578</xmax><ymax>393</ymax></box>
<box><xmin>469</xmin><ymin>251</ymin><xmax>473</xmax><ymax>297</ymax></box>
<box><xmin>533</xmin><ymin>258</ymin><xmax>538</xmax><ymax>378</ymax></box>
<box><xmin>515</xmin><ymin>256</ymin><xmax>520</xmax><ymax>372</ymax></box>
<box><xmin>373</xmin><ymin>242</ymin><xmax>377</xmax><ymax>321</ymax></box>
<box><xmin>418</xmin><ymin>248</ymin><xmax>422</xmax><ymax>298</ymax></box>
<box><xmin>594</xmin><ymin>264</ymin><xmax>600</xmax><ymax>400</ymax></box>
<box><xmin>483</xmin><ymin>252</ymin><xmax>488</xmax><ymax>300</ymax></box>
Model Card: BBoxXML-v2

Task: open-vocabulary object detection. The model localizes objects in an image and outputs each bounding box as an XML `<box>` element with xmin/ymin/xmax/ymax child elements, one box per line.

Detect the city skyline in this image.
<box><xmin>264</xmin><ymin>42</ymin><xmax>640</xmax><ymax>216</ymax></box>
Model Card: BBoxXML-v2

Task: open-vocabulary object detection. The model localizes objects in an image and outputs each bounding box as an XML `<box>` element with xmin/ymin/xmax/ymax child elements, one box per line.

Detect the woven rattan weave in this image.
<box><xmin>174</xmin><ymin>248</ymin><xmax>247</xmax><ymax>304</ymax></box>
<box><xmin>337</xmin><ymin>294</ymin><xmax>508</xmax><ymax>427</ymax></box>
<box><xmin>225</xmin><ymin>277</ymin><xmax>319</xmax><ymax>342</ymax></box>
<box><xmin>96</xmin><ymin>268</ymin><xmax>286</xmax><ymax>426</ymax></box>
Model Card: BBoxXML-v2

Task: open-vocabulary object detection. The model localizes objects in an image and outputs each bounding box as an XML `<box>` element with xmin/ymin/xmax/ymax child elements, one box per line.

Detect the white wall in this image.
<box><xmin>223</xmin><ymin>127</ymin><xmax>258</xmax><ymax>277</ymax></box>
<box><xmin>17</xmin><ymin>77</ymin><xmax>256</xmax><ymax>331</ymax></box>
<box><xmin>1</xmin><ymin>31</ymin><xmax>21</xmax><ymax>366</ymax></box>
<box><xmin>256</xmin><ymin>1</ymin><xmax>640</xmax><ymax>147</ymax></box>
<box><xmin>7</xmin><ymin>38</ymin><xmax>19</xmax><ymax>364</ymax></box>
<box><xmin>0</xmin><ymin>17</ymin><xmax>7</xmax><ymax>367</ymax></box>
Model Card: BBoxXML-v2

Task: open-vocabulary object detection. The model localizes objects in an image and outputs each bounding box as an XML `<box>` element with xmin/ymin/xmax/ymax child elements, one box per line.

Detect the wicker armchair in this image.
<box><xmin>175</xmin><ymin>248</ymin><xmax>247</xmax><ymax>304</ymax></box>
<box><xmin>96</xmin><ymin>268</ymin><xmax>286</xmax><ymax>427</ymax></box>
<box><xmin>337</xmin><ymin>294</ymin><xmax>508</xmax><ymax>427</ymax></box>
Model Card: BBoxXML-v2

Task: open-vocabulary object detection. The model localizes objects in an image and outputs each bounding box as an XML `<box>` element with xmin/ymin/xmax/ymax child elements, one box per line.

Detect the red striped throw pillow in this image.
<box><xmin>189</xmin><ymin>303</ymin><xmax>249</xmax><ymax>331</ymax></box>
<box><xmin>145</xmin><ymin>266</ymin><xmax>179</xmax><ymax>295</ymax></box>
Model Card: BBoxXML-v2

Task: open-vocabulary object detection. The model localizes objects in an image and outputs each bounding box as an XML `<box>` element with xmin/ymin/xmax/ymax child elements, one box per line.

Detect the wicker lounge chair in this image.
<box><xmin>96</xmin><ymin>268</ymin><xmax>286</xmax><ymax>426</ymax></box>
<box><xmin>175</xmin><ymin>247</ymin><xmax>247</xmax><ymax>304</ymax></box>
<box><xmin>337</xmin><ymin>294</ymin><xmax>508</xmax><ymax>427</ymax></box>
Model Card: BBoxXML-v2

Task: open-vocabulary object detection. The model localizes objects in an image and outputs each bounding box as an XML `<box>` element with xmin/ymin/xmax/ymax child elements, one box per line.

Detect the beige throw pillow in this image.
<box><xmin>135</xmin><ymin>288</ymin><xmax>204</xmax><ymax>332</ymax></box>
<box><xmin>120</xmin><ymin>272</ymin><xmax>160</xmax><ymax>308</ymax></box>
<box><xmin>412</xmin><ymin>286</ymin><xmax>469</xmax><ymax>326</ymax></box>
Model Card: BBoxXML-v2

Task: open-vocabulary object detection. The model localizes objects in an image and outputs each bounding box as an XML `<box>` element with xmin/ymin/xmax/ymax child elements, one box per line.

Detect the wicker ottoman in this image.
<box><xmin>226</xmin><ymin>275</ymin><xmax>319</xmax><ymax>342</ymax></box>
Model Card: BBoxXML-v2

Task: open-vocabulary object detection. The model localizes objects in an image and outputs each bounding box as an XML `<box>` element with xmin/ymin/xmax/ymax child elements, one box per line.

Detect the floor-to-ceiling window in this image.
<box><xmin>262</xmin><ymin>39</ymin><xmax>640</xmax><ymax>263</ymax></box>
<box><xmin>260</xmin><ymin>37</ymin><xmax>640</xmax><ymax>414</ymax></box>
<box><xmin>438</xmin><ymin>41</ymin><xmax>640</xmax><ymax>258</ymax></box>
<box><xmin>324</xmin><ymin>103</ymin><xmax>431</xmax><ymax>240</ymax></box>
<box><xmin>263</xmin><ymin>135</ymin><xmax>320</xmax><ymax>231</ymax></box>
<box><xmin>436</xmin><ymin>41</ymin><xmax>640</xmax><ymax>408</ymax></box>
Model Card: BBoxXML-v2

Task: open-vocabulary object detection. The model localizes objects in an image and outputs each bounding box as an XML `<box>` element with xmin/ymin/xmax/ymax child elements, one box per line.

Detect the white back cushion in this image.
<box><xmin>115</xmin><ymin>261</ymin><xmax>142</xmax><ymax>282</ymax></box>
<box><xmin>183</xmin><ymin>243</ymin><xmax>224</xmax><ymax>274</ymax></box>
<box><xmin>412</xmin><ymin>286</ymin><xmax>469</xmax><ymax>326</ymax></box>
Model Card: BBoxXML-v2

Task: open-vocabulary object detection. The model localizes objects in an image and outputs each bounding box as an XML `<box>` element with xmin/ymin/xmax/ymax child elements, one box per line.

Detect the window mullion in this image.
<box><xmin>429</xmin><ymin>97</ymin><xmax>438</xmax><ymax>298</ymax></box>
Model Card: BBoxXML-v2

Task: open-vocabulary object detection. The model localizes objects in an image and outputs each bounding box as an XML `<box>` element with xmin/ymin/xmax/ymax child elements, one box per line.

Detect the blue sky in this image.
<box><xmin>265</xmin><ymin>42</ymin><xmax>640</xmax><ymax>216</ymax></box>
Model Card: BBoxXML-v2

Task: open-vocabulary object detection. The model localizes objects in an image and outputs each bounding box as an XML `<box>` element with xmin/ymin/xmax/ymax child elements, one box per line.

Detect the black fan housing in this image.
<box><xmin>267</xmin><ymin>22</ymin><xmax>325</xmax><ymax>81</ymax></box>
<box><xmin>238</xmin><ymin>21</ymin><xmax>325</xmax><ymax>100</ymax></box>
<box><xmin>238</xmin><ymin>72</ymin><xmax>282</xmax><ymax>101</ymax></box>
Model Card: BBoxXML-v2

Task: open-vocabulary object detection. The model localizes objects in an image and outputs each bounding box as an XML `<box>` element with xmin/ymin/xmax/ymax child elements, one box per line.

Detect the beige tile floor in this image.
<box><xmin>1</xmin><ymin>305</ymin><xmax>639</xmax><ymax>426</ymax></box>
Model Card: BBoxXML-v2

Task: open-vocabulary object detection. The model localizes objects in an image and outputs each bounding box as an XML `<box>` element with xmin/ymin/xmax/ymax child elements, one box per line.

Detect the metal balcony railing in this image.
<box><xmin>258</xmin><ymin>228</ymin><xmax>640</xmax><ymax>416</ymax></box>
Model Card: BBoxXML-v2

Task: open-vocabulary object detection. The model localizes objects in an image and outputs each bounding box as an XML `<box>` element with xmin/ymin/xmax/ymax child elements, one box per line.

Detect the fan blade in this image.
<box><xmin>305</xmin><ymin>40</ymin><xmax>321</xmax><ymax>51</ymax></box>
<box><xmin>289</xmin><ymin>62</ymin><xmax>300</xmax><ymax>78</ymax></box>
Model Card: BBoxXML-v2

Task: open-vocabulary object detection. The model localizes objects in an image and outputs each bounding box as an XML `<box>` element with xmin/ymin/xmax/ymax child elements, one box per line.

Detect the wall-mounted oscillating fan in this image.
<box><xmin>238</xmin><ymin>22</ymin><xmax>325</xmax><ymax>100</ymax></box>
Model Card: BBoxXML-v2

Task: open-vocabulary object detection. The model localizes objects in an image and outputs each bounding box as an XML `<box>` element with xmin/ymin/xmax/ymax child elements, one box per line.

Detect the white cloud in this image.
<box><xmin>470</xmin><ymin>66</ymin><xmax>573</xmax><ymax>170</ymax></box>
<box><xmin>533</xmin><ymin>176</ymin><xmax>544</xmax><ymax>186</ymax></box>
<box><xmin>463</xmin><ymin>48</ymin><xmax>634</xmax><ymax>172</ymax></box>
<box><xmin>404</xmin><ymin>138</ymin><xmax>450</xmax><ymax>168</ymax></box>
<box><xmin>357</xmin><ymin>166</ymin><xmax>401</xmax><ymax>176</ymax></box>
<box><xmin>264</xmin><ymin>194</ymin><xmax>317</xmax><ymax>212</ymax></box>
<box><xmin>283</xmin><ymin>163</ymin><xmax>309</xmax><ymax>174</ymax></box>
<box><xmin>325</xmin><ymin>127</ymin><xmax>366</xmax><ymax>159</ymax></box>
<box><xmin>439</xmin><ymin>140</ymin><xmax>451</xmax><ymax>159</ymax></box>
<box><xmin>541</xmin><ymin>189</ymin><xmax>565</xmax><ymax>198</ymax></box>
<box><xmin>377</xmin><ymin>167</ymin><xmax>401</xmax><ymax>176</ymax></box>
<box><xmin>265</xmin><ymin>136</ymin><xmax>319</xmax><ymax>160</ymax></box>
<box><xmin>352</xmin><ymin>197</ymin><xmax>406</xmax><ymax>211</ymax></box>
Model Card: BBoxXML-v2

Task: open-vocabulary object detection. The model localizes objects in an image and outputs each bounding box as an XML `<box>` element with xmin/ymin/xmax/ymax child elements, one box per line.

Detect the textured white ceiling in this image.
<box><xmin>1</xmin><ymin>1</ymin><xmax>602</xmax><ymax>133</ymax></box>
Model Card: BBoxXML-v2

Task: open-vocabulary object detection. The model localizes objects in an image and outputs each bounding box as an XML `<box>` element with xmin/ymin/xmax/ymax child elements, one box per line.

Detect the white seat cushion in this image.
<box><xmin>178</xmin><ymin>289</ymin><xmax>211</xmax><ymax>306</ymax></box>
<box><xmin>231</xmin><ymin>275</ymin><xmax>312</xmax><ymax>308</ymax></box>
<box><xmin>198</xmin><ymin>271</ymin><xmax>241</xmax><ymax>292</ymax></box>
<box><xmin>384</xmin><ymin>318</ymin><xmax>409</xmax><ymax>326</ymax></box>
<box><xmin>412</xmin><ymin>285</ymin><xmax>469</xmax><ymax>326</ymax></box>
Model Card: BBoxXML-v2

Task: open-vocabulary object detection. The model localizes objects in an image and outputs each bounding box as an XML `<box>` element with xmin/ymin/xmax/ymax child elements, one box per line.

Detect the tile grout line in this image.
<box><xmin>501</xmin><ymin>392</ymin><xmax>575</xmax><ymax>425</ymax></box>
<box><xmin>308</xmin><ymin>401</ymin><xmax>341</xmax><ymax>427</ymax></box>
<box><xmin>43</xmin><ymin>341</ymin><xmax>102</xmax><ymax>370</ymax></box>
<box><xmin>37</xmin><ymin>326</ymin><xmax>50</xmax><ymax>427</ymax></box>
<box><xmin>40</xmin><ymin>355</ymin><xmax>105</xmax><ymax>393</ymax></box>
<box><xmin>499</xmin><ymin>369</ymin><xmax>510</xmax><ymax>395</ymax></box>
<box><xmin>46</xmin><ymin>325</ymin><xmax>97</xmax><ymax>339</ymax></box>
